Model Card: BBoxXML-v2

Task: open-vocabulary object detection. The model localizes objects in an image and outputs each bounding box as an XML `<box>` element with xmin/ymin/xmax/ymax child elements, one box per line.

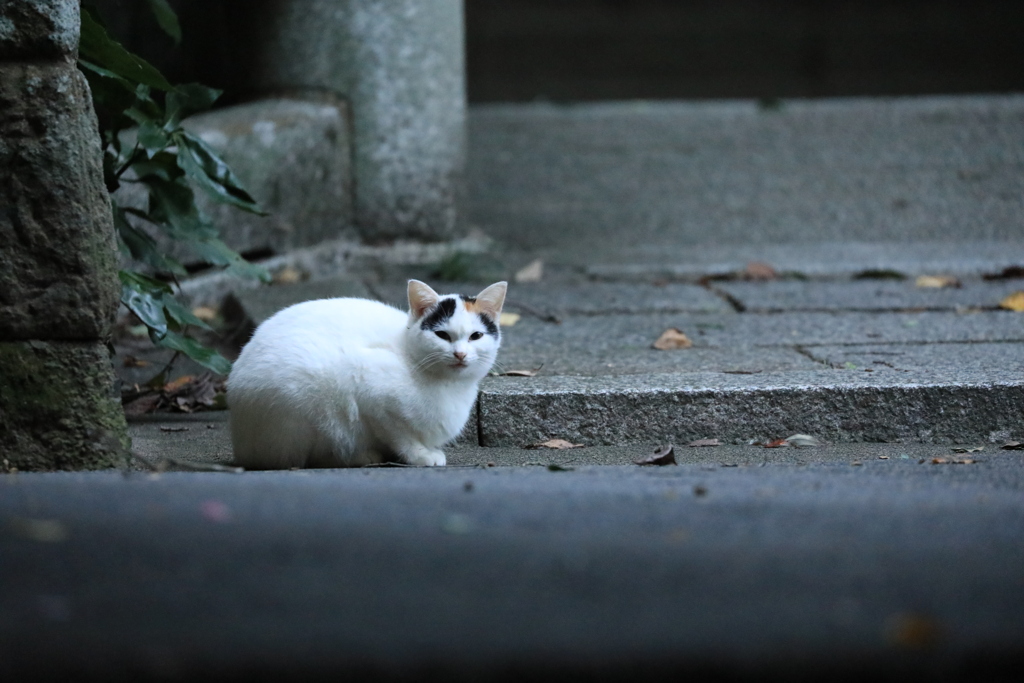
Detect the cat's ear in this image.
<box><xmin>408</xmin><ymin>279</ymin><xmax>439</xmax><ymax>319</ymax></box>
<box><xmin>473</xmin><ymin>281</ymin><xmax>507</xmax><ymax>319</ymax></box>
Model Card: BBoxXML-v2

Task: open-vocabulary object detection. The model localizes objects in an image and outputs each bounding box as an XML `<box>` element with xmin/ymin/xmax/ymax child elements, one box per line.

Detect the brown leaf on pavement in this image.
<box><xmin>915</xmin><ymin>275</ymin><xmax>961</xmax><ymax>289</ymax></box>
<box><xmin>687</xmin><ymin>438</ymin><xmax>720</xmax><ymax>448</ymax></box>
<box><xmin>514</xmin><ymin>259</ymin><xmax>544</xmax><ymax>283</ymax></box>
<box><xmin>999</xmin><ymin>291</ymin><xmax>1024</xmax><ymax>312</ymax></box>
<box><xmin>635</xmin><ymin>444</ymin><xmax>677</xmax><ymax>466</ymax></box>
<box><xmin>1001</xmin><ymin>441</ymin><xmax>1024</xmax><ymax>450</ymax></box>
<box><xmin>499</xmin><ymin>312</ymin><xmax>521</xmax><ymax>326</ymax></box>
<box><xmin>785</xmin><ymin>434</ymin><xmax>820</xmax><ymax>448</ymax></box>
<box><xmin>743</xmin><ymin>261</ymin><xmax>778</xmax><ymax>281</ymax></box>
<box><xmin>527</xmin><ymin>439</ymin><xmax>584</xmax><ymax>450</ymax></box>
<box><xmin>763</xmin><ymin>439</ymin><xmax>789</xmax><ymax>448</ymax></box>
<box><xmin>500</xmin><ymin>366</ymin><xmax>542</xmax><ymax>377</ymax></box>
<box><xmin>652</xmin><ymin>328</ymin><xmax>692</xmax><ymax>350</ymax></box>
<box><xmin>951</xmin><ymin>446</ymin><xmax>984</xmax><ymax>453</ymax></box>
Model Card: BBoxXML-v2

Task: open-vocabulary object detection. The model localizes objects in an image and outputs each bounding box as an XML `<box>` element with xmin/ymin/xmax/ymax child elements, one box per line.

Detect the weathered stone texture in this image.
<box><xmin>181</xmin><ymin>98</ymin><xmax>356</xmax><ymax>258</ymax></box>
<box><xmin>226</xmin><ymin>0</ymin><xmax>466</xmax><ymax>242</ymax></box>
<box><xmin>0</xmin><ymin>62</ymin><xmax>120</xmax><ymax>340</ymax></box>
<box><xmin>0</xmin><ymin>341</ymin><xmax>129</xmax><ymax>470</ymax></box>
<box><xmin>0</xmin><ymin>0</ymin><xmax>78</xmax><ymax>60</ymax></box>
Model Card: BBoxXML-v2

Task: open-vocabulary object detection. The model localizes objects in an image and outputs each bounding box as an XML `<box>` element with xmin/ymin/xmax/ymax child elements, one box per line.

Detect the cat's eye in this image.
<box><xmin>434</xmin><ymin>331</ymin><xmax>452</xmax><ymax>342</ymax></box>
<box><xmin>469</xmin><ymin>331</ymin><xmax>483</xmax><ymax>341</ymax></box>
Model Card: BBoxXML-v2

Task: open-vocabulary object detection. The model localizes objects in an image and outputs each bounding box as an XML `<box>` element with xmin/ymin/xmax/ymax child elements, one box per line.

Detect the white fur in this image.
<box><xmin>227</xmin><ymin>283</ymin><xmax>505</xmax><ymax>468</ymax></box>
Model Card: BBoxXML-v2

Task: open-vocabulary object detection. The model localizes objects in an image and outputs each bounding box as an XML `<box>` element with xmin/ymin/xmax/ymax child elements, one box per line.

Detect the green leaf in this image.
<box><xmin>163</xmin><ymin>295</ymin><xmax>213</xmax><ymax>332</ymax></box>
<box><xmin>166</xmin><ymin>83</ymin><xmax>221</xmax><ymax>127</ymax></box>
<box><xmin>144</xmin><ymin>0</ymin><xmax>182</xmax><ymax>45</ymax></box>
<box><xmin>156</xmin><ymin>330</ymin><xmax>233</xmax><ymax>375</ymax></box>
<box><xmin>144</xmin><ymin>176</ymin><xmax>218</xmax><ymax>241</ymax></box>
<box><xmin>79</xmin><ymin>8</ymin><xmax>174</xmax><ymax>91</ymax></box>
<box><xmin>191</xmin><ymin>238</ymin><xmax>271</xmax><ymax>282</ymax></box>
<box><xmin>174</xmin><ymin>132</ymin><xmax>266</xmax><ymax>214</ymax></box>
<box><xmin>114</xmin><ymin>203</ymin><xmax>187</xmax><ymax>276</ymax></box>
<box><xmin>119</xmin><ymin>272</ymin><xmax>169</xmax><ymax>336</ymax></box>
<box><xmin>131</xmin><ymin>152</ymin><xmax>182</xmax><ymax>181</ymax></box>
<box><xmin>137</xmin><ymin>120</ymin><xmax>170</xmax><ymax>156</ymax></box>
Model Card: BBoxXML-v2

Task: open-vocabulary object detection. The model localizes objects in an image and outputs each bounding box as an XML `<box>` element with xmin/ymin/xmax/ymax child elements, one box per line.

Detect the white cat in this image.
<box><xmin>228</xmin><ymin>280</ymin><xmax>507</xmax><ymax>468</ymax></box>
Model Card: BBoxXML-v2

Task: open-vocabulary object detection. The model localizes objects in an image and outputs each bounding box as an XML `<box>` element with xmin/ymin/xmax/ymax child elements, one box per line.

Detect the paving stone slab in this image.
<box><xmin>224</xmin><ymin>277</ymin><xmax>371</xmax><ymax>326</ymax></box>
<box><xmin>127</xmin><ymin>415</ymin><xmax>1003</xmax><ymax>470</ymax></box>
<box><xmin>3</xmin><ymin>463</ymin><xmax>1023</xmax><ymax>680</ymax></box>
<box><xmin>804</xmin><ymin>341</ymin><xmax>1024</xmax><ymax>373</ymax></box>
<box><xmin>469</xmin><ymin>97</ymin><xmax>1024</xmax><ymax>252</ymax></box>
<box><xmin>582</xmin><ymin>240</ymin><xmax>1024</xmax><ymax>281</ymax></box>
<box><xmin>497</xmin><ymin>311</ymin><xmax>1024</xmax><ymax>370</ymax></box>
<box><xmin>717</xmin><ymin>279</ymin><xmax>1024</xmax><ymax>312</ymax></box>
<box><xmin>478</xmin><ymin>371</ymin><xmax>1024</xmax><ymax>446</ymax></box>
<box><xmin>371</xmin><ymin>280</ymin><xmax>732</xmax><ymax>317</ymax></box>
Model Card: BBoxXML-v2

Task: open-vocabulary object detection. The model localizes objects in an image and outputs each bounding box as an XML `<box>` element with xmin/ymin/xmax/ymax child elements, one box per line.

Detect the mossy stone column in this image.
<box><xmin>0</xmin><ymin>0</ymin><xmax>129</xmax><ymax>470</ymax></box>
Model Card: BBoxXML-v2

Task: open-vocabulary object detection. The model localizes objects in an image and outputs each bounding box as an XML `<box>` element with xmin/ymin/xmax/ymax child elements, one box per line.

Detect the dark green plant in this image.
<box><xmin>77</xmin><ymin>4</ymin><xmax>269</xmax><ymax>375</ymax></box>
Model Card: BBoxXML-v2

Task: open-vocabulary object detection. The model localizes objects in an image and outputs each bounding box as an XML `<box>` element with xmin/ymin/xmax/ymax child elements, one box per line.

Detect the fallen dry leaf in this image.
<box><xmin>635</xmin><ymin>444</ymin><xmax>677</xmax><ymax>466</ymax></box>
<box><xmin>743</xmin><ymin>261</ymin><xmax>778</xmax><ymax>280</ymax></box>
<box><xmin>763</xmin><ymin>439</ymin><xmax>789</xmax><ymax>448</ymax></box>
<box><xmin>500</xmin><ymin>367</ymin><xmax>541</xmax><ymax>377</ymax></box>
<box><xmin>887</xmin><ymin>613</ymin><xmax>943</xmax><ymax>649</ymax></box>
<box><xmin>514</xmin><ymin>259</ymin><xmax>544</xmax><ymax>283</ymax></box>
<box><xmin>999</xmin><ymin>291</ymin><xmax>1024</xmax><ymax>312</ymax></box>
<box><xmin>159</xmin><ymin>425</ymin><xmax>190</xmax><ymax>433</ymax></box>
<box><xmin>915</xmin><ymin>275</ymin><xmax>960</xmax><ymax>289</ymax></box>
<box><xmin>122</xmin><ymin>355</ymin><xmax>150</xmax><ymax>368</ymax></box>
<box><xmin>652</xmin><ymin>328</ymin><xmax>692</xmax><ymax>350</ymax></box>
<box><xmin>272</xmin><ymin>266</ymin><xmax>306</xmax><ymax>285</ymax></box>
<box><xmin>192</xmin><ymin>306</ymin><xmax>218</xmax><ymax>322</ymax></box>
<box><xmin>499</xmin><ymin>312</ymin><xmax>521</xmax><ymax>326</ymax></box>
<box><xmin>527</xmin><ymin>439</ymin><xmax>584</xmax><ymax>450</ymax></box>
<box><xmin>163</xmin><ymin>375</ymin><xmax>196</xmax><ymax>393</ymax></box>
<box><xmin>785</xmin><ymin>434</ymin><xmax>820</xmax><ymax>448</ymax></box>
<box><xmin>952</xmin><ymin>446</ymin><xmax>984</xmax><ymax>453</ymax></box>
<box><xmin>687</xmin><ymin>438</ymin><xmax>721</xmax><ymax>448</ymax></box>
<box><xmin>931</xmin><ymin>457</ymin><xmax>949</xmax><ymax>464</ymax></box>
<box><xmin>1001</xmin><ymin>441</ymin><xmax>1024</xmax><ymax>450</ymax></box>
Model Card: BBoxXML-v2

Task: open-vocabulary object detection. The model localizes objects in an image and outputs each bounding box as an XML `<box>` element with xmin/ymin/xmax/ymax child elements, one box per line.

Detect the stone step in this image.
<box><xmin>468</xmin><ymin>96</ymin><xmax>1024</xmax><ymax>254</ymax></box>
<box><xmin>221</xmin><ymin>271</ymin><xmax>1024</xmax><ymax>447</ymax></box>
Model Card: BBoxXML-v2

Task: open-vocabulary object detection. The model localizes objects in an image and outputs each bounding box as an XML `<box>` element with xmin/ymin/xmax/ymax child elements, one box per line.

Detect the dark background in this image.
<box><xmin>95</xmin><ymin>0</ymin><xmax>1024</xmax><ymax>103</ymax></box>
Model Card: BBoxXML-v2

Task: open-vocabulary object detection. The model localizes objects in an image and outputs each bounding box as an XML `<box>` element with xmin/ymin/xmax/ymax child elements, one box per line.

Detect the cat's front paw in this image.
<box><xmin>404</xmin><ymin>447</ymin><xmax>446</xmax><ymax>467</ymax></box>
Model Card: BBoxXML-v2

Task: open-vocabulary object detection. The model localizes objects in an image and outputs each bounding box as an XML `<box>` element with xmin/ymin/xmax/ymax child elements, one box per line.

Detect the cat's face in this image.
<box><xmin>406</xmin><ymin>280</ymin><xmax>507</xmax><ymax>380</ymax></box>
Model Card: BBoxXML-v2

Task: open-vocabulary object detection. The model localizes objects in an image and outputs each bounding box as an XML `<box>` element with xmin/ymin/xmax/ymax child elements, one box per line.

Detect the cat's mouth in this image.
<box><xmin>449</xmin><ymin>361</ymin><xmax>469</xmax><ymax>369</ymax></box>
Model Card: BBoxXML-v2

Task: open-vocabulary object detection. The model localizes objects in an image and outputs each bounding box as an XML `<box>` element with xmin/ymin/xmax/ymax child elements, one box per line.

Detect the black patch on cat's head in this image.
<box><xmin>479</xmin><ymin>313</ymin><xmax>499</xmax><ymax>338</ymax></box>
<box><xmin>420</xmin><ymin>297</ymin><xmax>457</xmax><ymax>330</ymax></box>
<box><xmin>460</xmin><ymin>294</ymin><xmax>477</xmax><ymax>303</ymax></box>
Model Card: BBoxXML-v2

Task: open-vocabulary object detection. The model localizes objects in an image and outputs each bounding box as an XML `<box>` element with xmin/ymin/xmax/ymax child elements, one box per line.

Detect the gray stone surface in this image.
<box><xmin>0</xmin><ymin>341</ymin><xmax>129</xmax><ymax>470</ymax></box>
<box><xmin>478</xmin><ymin>371</ymin><xmax>1024</xmax><ymax>446</ymax></box>
<box><xmin>469</xmin><ymin>97</ymin><xmax>1024</xmax><ymax>253</ymax></box>
<box><xmin>583</xmin><ymin>240</ymin><xmax>1024</xmax><ymax>281</ymax></box>
<box><xmin>804</xmin><ymin>341</ymin><xmax>1024</xmax><ymax>373</ymax></box>
<box><xmin>181</xmin><ymin>99</ymin><xmax>356</xmax><ymax>258</ymax></box>
<box><xmin>0</xmin><ymin>0</ymin><xmax>78</xmax><ymax>59</ymax></box>
<box><xmin>717</xmin><ymin>278</ymin><xmax>1024</xmax><ymax>312</ymax></box>
<box><xmin>2</xmin><ymin>463</ymin><xmax>1023</xmax><ymax>680</ymax></box>
<box><xmin>373</xmin><ymin>280</ymin><xmax>732</xmax><ymax>316</ymax></box>
<box><xmin>228</xmin><ymin>0</ymin><xmax>466</xmax><ymax>242</ymax></box>
<box><xmin>0</xmin><ymin>63</ymin><xmax>121</xmax><ymax>340</ymax></box>
<box><xmin>498</xmin><ymin>310</ymin><xmax>1024</xmax><ymax>360</ymax></box>
<box><xmin>224</xmin><ymin>277</ymin><xmax>372</xmax><ymax>327</ymax></box>
<box><xmin>128</xmin><ymin>413</ymin><xmax>993</xmax><ymax>469</ymax></box>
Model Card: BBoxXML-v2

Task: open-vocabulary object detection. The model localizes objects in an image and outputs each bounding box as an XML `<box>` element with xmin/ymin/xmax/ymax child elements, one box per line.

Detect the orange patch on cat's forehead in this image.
<box><xmin>464</xmin><ymin>299</ymin><xmax>480</xmax><ymax>313</ymax></box>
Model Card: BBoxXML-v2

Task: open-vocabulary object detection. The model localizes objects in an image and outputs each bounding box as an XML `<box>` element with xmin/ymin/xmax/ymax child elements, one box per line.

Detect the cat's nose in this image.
<box><xmin>453</xmin><ymin>351</ymin><xmax>467</xmax><ymax>361</ymax></box>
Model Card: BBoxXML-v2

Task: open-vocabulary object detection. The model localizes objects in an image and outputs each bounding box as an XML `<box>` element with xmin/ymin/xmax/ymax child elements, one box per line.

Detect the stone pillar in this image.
<box><xmin>0</xmin><ymin>0</ymin><xmax>129</xmax><ymax>470</ymax></box>
<box><xmin>227</xmin><ymin>0</ymin><xmax>466</xmax><ymax>243</ymax></box>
